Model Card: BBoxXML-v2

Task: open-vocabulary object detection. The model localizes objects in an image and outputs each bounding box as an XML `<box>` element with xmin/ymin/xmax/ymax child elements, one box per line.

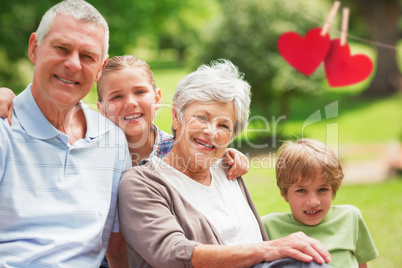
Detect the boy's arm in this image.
<box><xmin>358</xmin><ymin>263</ymin><xmax>367</xmax><ymax>268</ymax></box>
<box><xmin>222</xmin><ymin>148</ymin><xmax>249</xmax><ymax>180</ymax></box>
<box><xmin>0</xmin><ymin>87</ymin><xmax>16</xmax><ymax>125</ymax></box>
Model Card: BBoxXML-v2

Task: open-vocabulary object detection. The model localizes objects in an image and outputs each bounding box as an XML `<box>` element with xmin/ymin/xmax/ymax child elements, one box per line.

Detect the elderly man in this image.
<box><xmin>0</xmin><ymin>0</ymin><xmax>130</xmax><ymax>267</ymax></box>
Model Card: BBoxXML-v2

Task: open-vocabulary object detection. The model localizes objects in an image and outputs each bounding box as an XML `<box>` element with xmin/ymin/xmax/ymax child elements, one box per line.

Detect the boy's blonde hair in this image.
<box><xmin>276</xmin><ymin>138</ymin><xmax>344</xmax><ymax>198</ymax></box>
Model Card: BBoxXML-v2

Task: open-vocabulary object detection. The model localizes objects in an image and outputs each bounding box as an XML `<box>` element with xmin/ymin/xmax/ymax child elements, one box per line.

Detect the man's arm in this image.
<box><xmin>0</xmin><ymin>87</ymin><xmax>16</xmax><ymax>125</ymax></box>
<box><xmin>106</xmin><ymin>231</ymin><xmax>128</xmax><ymax>268</ymax></box>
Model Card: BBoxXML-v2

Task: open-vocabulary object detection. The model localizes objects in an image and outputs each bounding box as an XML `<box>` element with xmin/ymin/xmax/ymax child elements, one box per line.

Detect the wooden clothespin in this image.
<box><xmin>340</xmin><ymin>8</ymin><xmax>350</xmax><ymax>46</ymax></box>
<box><xmin>321</xmin><ymin>1</ymin><xmax>341</xmax><ymax>36</ymax></box>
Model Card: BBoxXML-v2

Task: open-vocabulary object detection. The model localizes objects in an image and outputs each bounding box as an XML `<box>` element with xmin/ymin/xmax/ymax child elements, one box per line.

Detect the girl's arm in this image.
<box><xmin>0</xmin><ymin>87</ymin><xmax>15</xmax><ymax>125</ymax></box>
<box><xmin>222</xmin><ymin>148</ymin><xmax>249</xmax><ymax>180</ymax></box>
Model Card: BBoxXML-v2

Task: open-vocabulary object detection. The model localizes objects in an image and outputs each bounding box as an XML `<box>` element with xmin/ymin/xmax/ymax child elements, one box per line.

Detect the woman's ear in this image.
<box><xmin>171</xmin><ymin>107</ymin><xmax>179</xmax><ymax>130</ymax></box>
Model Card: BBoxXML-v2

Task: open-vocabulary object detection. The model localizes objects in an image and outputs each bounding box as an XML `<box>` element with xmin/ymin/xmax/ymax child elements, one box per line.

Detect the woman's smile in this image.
<box><xmin>193</xmin><ymin>138</ymin><xmax>215</xmax><ymax>150</ymax></box>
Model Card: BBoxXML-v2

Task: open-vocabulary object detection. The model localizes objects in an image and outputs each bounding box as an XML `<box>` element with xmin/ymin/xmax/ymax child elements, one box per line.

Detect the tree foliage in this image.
<box><xmin>197</xmin><ymin>0</ymin><xmax>335</xmax><ymax>120</ymax></box>
<box><xmin>0</xmin><ymin>0</ymin><xmax>212</xmax><ymax>92</ymax></box>
<box><xmin>342</xmin><ymin>0</ymin><xmax>402</xmax><ymax>96</ymax></box>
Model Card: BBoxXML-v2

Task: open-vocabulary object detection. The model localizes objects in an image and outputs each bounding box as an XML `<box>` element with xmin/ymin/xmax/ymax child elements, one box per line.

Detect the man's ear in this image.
<box><xmin>28</xmin><ymin>33</ymin><xmax>38</xmax><ymax>64</ymax></box>
<box><xmin>281</xmin><ymin>191</ymin><xmax>289</xmax><ymax>202</ymax></box>
<box><xmin>96</xmin><ymin>58</ymin><xmax>108</xmax><ymax>82</ymax></box>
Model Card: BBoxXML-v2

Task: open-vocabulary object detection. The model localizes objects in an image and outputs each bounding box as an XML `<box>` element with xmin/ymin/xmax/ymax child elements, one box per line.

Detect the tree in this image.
<box><xmin>344</xmin><ymin>0</ymin><xmax>402</xmax><ymax>96</ymax></box>
<box><xmin>0</xmin><ymin>0</ymin><xmax>210</xmax><ymax>92</ymax></box>
<box><xmin>198</xmin><ymin>0</ymin><xmax>334</xmax><ymax>126</ymax></box>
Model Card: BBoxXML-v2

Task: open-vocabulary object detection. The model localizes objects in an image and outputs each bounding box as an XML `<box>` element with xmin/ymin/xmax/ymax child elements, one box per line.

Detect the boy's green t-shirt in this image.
<box><xmin>261</xmin><ymin>205</ymin><xmax>378</xmax><ymax>268</ymax></box>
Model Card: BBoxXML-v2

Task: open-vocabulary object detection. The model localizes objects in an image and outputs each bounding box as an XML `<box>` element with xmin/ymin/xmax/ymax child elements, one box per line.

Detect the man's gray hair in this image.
<box><xmin>172</xmin><ymin>59</ymin><xmax>252</xmax><ymax>138</ymax></box>
<box><xmin>35</xmin><ymin>0</ymin><xmax>109</xmax><ymax>62</ymax></box>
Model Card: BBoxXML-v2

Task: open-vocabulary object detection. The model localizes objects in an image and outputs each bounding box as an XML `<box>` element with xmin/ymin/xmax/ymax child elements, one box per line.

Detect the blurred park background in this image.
<box><xmin>1</xmin><ymin>0</ymin><xmax>402</xmax><ymax>267</ymax></box>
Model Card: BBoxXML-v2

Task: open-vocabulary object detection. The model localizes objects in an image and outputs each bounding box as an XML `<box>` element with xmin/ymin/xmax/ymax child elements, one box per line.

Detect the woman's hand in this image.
<box><xmin>0</xmin><ymin>87</ymin><xmax>16</xmax><ymax>125</ymax></box>
<box><xmin>222</xmin><ymin>148</ymin><xmax>249</xmax><ymax>180</ymax></box>
<box><xmin>261</xmin><ymin>232</ymin><xmax>332</xmax><ymax>264</ymax></box>
<box><xmin>191</xmin><ymin>232</ymin><xmax>331</xmax><ymax>268</ymax></box>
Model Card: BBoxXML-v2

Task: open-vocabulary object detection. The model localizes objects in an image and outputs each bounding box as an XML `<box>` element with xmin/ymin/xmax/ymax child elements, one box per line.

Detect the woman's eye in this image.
<box><xmin>196</xmin><ymin>116</ymin><xmax>207</xmax><ymax>121</ymax></box>
<box><xmin>220</xmin><ymin>124</ymin><xmax>230</xmax><ymax>130</ymax></box>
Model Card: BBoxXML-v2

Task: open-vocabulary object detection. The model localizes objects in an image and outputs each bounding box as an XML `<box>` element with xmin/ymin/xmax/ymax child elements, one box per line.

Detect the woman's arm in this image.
<box><xmin>119</xmin><ymin>169</ymin><xmax>200</xmax><ymax>268</ymax></box>
<box><xmin>191</xmin><ymin>232</ymin><xmax>331</xmax><ymax>268</ymax></box>
<box><xmin>0</xmin><ymin>87</ymin><xmax>15</xmax><ymax>125</ymax></box>
<box><xmin>119</xmin><ymin>168</ymin><xmax>331</xmax><ymax>268</ymax></box>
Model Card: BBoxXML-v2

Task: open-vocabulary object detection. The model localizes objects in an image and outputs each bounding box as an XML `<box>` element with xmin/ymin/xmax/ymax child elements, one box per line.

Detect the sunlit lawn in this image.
<box><xmin>82</xmin><ymin>64</ymin><xmax>401</xmax><ymax>268</ymax></box>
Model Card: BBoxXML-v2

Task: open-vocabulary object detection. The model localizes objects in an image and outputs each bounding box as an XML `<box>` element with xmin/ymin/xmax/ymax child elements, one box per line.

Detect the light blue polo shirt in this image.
<box><xmin>0</xmin><ymin>85</ymin><xmax>131</xmax><ymax>267</ymax></box>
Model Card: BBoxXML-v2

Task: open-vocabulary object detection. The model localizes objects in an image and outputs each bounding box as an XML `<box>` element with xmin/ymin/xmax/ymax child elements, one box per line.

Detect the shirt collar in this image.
<box><xmin>14</xmin><ymin>84</ymin><xmax>112</xmax><ymax>140</ymax></box>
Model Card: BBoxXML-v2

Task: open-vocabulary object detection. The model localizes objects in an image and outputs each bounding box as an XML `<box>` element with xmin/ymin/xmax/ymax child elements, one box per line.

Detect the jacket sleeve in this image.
<box><xmin>118</xmin><ymin>168</ymin><xmax>199</xmax><ymax>268</ymax></box>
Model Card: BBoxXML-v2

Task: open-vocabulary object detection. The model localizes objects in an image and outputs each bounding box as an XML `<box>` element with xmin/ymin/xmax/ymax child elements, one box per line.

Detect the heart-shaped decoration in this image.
<box><xmin>278</xmin><ymin>28</ymin><xmax>331</xmax><ymax>76</ymax></box>
<box><xmin>324</xmin><ymin>39</ymin><xmax>373</xmax><ymax>87</ymax></box>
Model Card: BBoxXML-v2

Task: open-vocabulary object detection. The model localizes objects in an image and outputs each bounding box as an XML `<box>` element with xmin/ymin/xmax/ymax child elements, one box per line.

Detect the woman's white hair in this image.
<box><xmin>172</xmin><ymin>59</ymin><xmax>251</xmax><ymax>138</ymax></box>
<box><xmin>35</xmin><ymin>0</ymin><xmax>109</xmax><ymax>62</ymax></box>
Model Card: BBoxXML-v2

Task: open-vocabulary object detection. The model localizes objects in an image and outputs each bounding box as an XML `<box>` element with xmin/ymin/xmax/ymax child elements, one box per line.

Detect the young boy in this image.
<box><xmin>262</xmin><ymin>138</ymin><xmax>378</xmax><ymax>268</ymax></box>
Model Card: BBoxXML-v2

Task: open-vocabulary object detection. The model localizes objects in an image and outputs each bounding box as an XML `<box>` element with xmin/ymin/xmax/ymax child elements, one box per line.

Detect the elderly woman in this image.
<box><xmin>118</xmin><ymin>60</ymin><xmax>331</xmax><ymax>268</ymax></box>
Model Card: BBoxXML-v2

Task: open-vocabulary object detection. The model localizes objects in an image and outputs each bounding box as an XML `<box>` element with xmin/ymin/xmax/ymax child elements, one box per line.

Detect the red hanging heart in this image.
<box><xmin>278</xmin><ymin>28</ymin><xmax>331</xmax><ymax>76</ymax></box>
<box><xmin>324</xmin><ymin>39</ymin><xmax>373</xmax><ymax>87</ymax></box>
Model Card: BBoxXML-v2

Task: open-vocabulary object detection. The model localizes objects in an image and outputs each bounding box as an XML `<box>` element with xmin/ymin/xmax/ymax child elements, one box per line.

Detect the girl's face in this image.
<box><xmin>282</xmin><ymin>174</ymin><xmax>333</xmax><ymax>226</ymax></box>
<box><xmin>97</xmin><ymin>67</ymin><xmax>161</xmax><ymax>142</ymax></box>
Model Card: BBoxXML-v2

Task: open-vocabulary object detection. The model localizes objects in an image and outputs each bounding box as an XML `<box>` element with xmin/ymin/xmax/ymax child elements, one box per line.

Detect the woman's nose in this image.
<box><xmin>203</xmin><ymin>123</ymin><xmax>219</xmax><ymax>139</ymax></box>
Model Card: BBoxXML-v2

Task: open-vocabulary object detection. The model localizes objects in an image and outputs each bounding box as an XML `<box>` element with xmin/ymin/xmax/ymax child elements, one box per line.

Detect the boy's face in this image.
<box><xmin>281</xmin><ymin>174</ymin><xmax>333</xmax><ymax>226</ymax></box>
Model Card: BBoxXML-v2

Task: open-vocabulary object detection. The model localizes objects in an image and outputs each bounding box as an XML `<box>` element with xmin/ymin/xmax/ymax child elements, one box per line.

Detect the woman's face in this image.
<box><xmin>97</xmin><ymin>67</ymin><xmax>161</xmax><ymax>143</ymax></box>
<box><xmin>172</xmin><ymin>101</ymin><xmax>236</xmax><ymax>171</ymax></box>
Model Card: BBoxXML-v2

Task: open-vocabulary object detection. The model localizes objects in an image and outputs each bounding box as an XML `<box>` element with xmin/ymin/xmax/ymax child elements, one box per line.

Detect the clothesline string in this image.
<box><xmin>283</xmin><ymin>0</ymin><xmax>399</xmax><ymax>50</ymax></box>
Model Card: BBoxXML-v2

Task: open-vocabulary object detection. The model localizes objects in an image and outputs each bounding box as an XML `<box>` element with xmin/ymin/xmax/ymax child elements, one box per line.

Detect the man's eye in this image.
<box><xmin>83</xmin><ymin>55</ymin><xmax>94</xmax><ymax>61</ymax></box>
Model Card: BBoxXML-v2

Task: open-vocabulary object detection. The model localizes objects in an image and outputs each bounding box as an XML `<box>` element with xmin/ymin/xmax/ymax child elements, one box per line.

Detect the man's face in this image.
<box><xmin>29</xmin><ymin>14</ymin><xmax>106</xmax><ymax>109</ymax></box>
